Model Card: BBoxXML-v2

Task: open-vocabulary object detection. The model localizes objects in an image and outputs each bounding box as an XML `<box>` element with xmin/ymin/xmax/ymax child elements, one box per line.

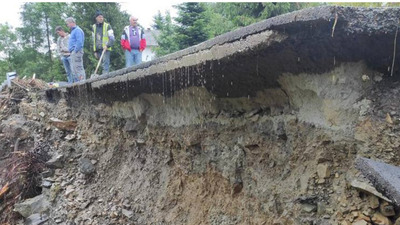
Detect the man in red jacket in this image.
<box><xmin>120</xmin><ymin>16</ymin><xmax>146</xmax><ymax>67</ymax></box>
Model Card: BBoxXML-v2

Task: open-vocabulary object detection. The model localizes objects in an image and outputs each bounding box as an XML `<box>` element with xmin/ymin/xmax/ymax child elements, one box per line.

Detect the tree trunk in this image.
<box><xmin>45</xmin><ymin>16</ymin><xmax>52</xmax><ymax>62</ymax></box>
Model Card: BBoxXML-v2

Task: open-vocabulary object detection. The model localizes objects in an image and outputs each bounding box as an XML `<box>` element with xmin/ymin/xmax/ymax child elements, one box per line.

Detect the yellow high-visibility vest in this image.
<box><xmin>93</xmin><ymin>22</ymin><xmax>112</xmax><ymax>51</ymax></box>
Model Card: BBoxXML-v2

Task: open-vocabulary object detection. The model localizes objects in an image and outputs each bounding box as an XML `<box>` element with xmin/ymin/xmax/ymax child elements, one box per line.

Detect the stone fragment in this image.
<box><xmin>372</xmin><ymin>212</ymin><xmax>391</xmax><ymax>225</ymax></box>
<box><xmin>0</xmin><ymin>114</ymin><xmax>30</xmax><ymax>140</ymax></box>
<box><xmin>121</xmin><ymin>209</ymin><xmax>134</xmax><ymax>218</ymax></box>
<box><xmin>41</xmin><ymin>180</ymin><xmax>52</xmax><ymax>188</ymax></box>
<box><xmin>380</xmin><ymin>202</ymin><xmax>395</xmax><ymax>217</ymax></box>
<box><xmin>45</xmin><ymin>154</ymin><xmax>64</xmax><ymax>169</ymax></box>
<box><xmin>49</xmin><ymin>118</ymin><xmax>77</xmax><ymax>131</ymax></box>
<box><xmin>317</xmin><ymin>163</ymin><xmax>331</xmax><ymax>179</ymax></box>
<box><xmin>124</xmin><ymin>120</ymin><xmax>139</xmax><ymax>132</ymax></box>
<box><xmin>13</xmin><ymin>195</ymin><xmax>50</xmax><ymax>218</ymax></box>
<box><xmin>340</xmin><ymin>221</ymin><xmax>351</xmax><ymax>225</ymax></box>
<box><xmin>386</xmin><ymin>113</ymin><xmax>393</xmax><ymax>124</ymax></box>
<box><xmin>361</xmin><ymin>74</ymin><xmax>370</xmax><ymax>81</ymax></box>
<box><xmin>352</xmin><ymin>220</ymin><xmax>368</xmax><ymax>225</ymax></box>
<box><xmin>65</xmin><ymin>185</ymin><xmax>75</xmax><ymax>196</ymax></box>
<box><xmin>368</xmin><ymin>195</ymin><xmax>380</xmax><ymax>209</ymax></box>
<box><xmin>65</xmin><ymin>134</ymin><xmax>76</xmax><ymax>141</ymax></box>
<box><xmin>302</xmin><ymin>204</ymin><xmax>317</xmax><ymax>213</ymax></box>
<box><xmin>373</xmin><ymin>74</ymin><xmax>383</xmax><ymax>82</ymax></box>
<box><xmin>25</xmin><ymin>213</ymin><xmax>49</xmax><ymax>225</ymax></box>
<box><xmin>79</xmin><ymin>158</ymin><xmax>96</xmax><ymax>175</ymax></box>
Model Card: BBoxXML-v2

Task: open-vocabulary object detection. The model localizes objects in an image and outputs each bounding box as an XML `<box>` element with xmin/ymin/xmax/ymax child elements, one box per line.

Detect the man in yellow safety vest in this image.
<box><xmin>92</xmin><ymin>10</ymin><xmax>115</xmax><ymax>74</ymax></box>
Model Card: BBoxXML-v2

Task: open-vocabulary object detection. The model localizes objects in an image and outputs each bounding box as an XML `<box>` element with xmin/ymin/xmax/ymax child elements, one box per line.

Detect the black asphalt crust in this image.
<box><xmin>355</xmin><ymin>157</ymin><xmax>400</xmax><ymax>207</ymax></box>
<box><xmin>46</xmin><ymin>6</ymin><xmax>400</xmax><ymax>105</ymax></box>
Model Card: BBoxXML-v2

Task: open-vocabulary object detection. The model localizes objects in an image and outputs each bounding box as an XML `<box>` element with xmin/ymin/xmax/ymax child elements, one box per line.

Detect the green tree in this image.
<box><xmin>152</xmin><ymin>11</ymin><xmax>164</xmax><ymax>30</ymax></box>
<box><xmin>204</xmin><ymin>4</ymin><xmax>236</xmax><ymax>38</ymax></box>
<box><xmin>0</xmin><ymin>23</ymin><xmax>17</xmax><ymax>81</ymax></box>
<box><xmin>152</xmin><ymin>11</ymin><xmax>179</xmax><ymax>56</ymax></box>
<box><xmin>154</xmin><ymin>2</ymin><xmax>316</xmax><ymax>55</ymax></box>
<box><xmin>19</xmin><ymin>3</ymin><xmax>68</xmax><ymax>62</ymax></box>
<box><xmin>17</xmin><ymin>2</ymin><xmax>69</xmax><ymax>81</ymax></box>
<box><xmin>174</xmin><ymin>3</ymin><xmax>209</xmax><ymax>49</ymax></box>
<box><xmin>206</xmin><ymin>2</ymin><xmax>315</xmax><ymax>30</ymax></box>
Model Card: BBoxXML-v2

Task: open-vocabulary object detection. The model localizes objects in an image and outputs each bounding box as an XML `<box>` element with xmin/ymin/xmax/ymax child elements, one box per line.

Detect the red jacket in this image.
<box><xmin>120</xmin><ymin>26</ymin><xmax>146</xmax><ymax>52</ymax></box>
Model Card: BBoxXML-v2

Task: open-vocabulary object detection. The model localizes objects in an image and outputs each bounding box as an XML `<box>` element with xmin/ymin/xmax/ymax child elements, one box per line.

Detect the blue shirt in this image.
<box><xmin>68</xmin><ymin>26</ymin><xmax>85</xmax><ymax>53</ymax></box>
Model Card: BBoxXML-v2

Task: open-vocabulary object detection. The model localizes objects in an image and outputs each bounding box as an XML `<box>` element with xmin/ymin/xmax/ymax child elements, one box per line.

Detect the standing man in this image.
<box><xmin>55</xmin><ymin>26</ymin><xmax>72</xmax><ymax>83</ymax></box>
<box><xmin>66</xmin><ymin>17</ymin><xmax>86</xmax><ymax>82</ymax></box>
<box><xmin>121</xmin><ymin>16</ymin><xmax>146</xmax><ymax>68</ymax></box>
<box><xmin>92</xmin><ymin>10</ymin><xmax>115</xmax><ymax>74</ymax></box>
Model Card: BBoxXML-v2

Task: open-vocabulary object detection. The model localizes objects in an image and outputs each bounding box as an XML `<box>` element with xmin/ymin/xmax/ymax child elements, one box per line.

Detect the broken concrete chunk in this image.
<box><xmin>355</xmin><ymin>157</ymin><xmax>400</xmax><ymax>207</ymax></box>
<box><xmin>49</xmin><ymin>117</ymin><xmax>77</xmax><ymax>131</ymax></box>
<box><xmin>350</xmin><ymin>179</ymin><xmax>391</xmax><ymax>203</ymax></box>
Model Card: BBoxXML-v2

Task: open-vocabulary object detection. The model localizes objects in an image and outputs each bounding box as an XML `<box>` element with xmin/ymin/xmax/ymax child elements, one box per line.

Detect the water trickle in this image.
<box><xmin>162</xmin><ymin>72</ymin><xmax>165</xmax><ymax>103</ymax></box>
<box><xmin>211</xmin><ymin>61</ymin><xmax>215</xmax><ymax>93</ymax></box>
<box><xmin>170</xmin><ymin>71</ymin><xmax>173</xmax><ymax>97</ymax></box>
<box><xmin>256</xmin><ymin>55</ymin><xmax>259</xmax><ymax>76</ymax></box>
<box><xmin>125</xmin><ymin>75</ymin><xmax>129</xmax><ymax>100</ymax></box>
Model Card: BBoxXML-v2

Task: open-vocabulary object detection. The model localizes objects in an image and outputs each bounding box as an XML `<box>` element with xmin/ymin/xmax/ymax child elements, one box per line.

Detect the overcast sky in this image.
<box><xmin>0</xmin><ymin>1</ymin><xmax>181</xmax><ymax>30</ymax></box>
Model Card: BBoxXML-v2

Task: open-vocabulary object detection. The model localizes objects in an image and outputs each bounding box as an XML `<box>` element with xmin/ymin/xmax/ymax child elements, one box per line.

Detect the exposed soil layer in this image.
<box><xmin>3</xmin><ymin>6</ymin><xmax>400</xmax><ymax>225</ymax></box>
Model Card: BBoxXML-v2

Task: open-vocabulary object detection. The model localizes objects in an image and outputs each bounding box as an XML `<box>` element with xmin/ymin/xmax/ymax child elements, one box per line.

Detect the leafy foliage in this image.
<box><xmin>153</xmin><ymin>2</ymin><xmax>316</xmax><ymax>56</ymax></box>
<box><xmin>174</xmin><ymin>3</ymin><xmax>210</xmax><ymax>50</ymax></box>
<box><xmin>152</xmin><ymin>11</ymin><xmax>179</xmax><ymax>56</ymax></box>
<box><xmin>0</xmin><ymin>2</ymin><xmax>129</xmax><ymax>82</ymax></box>
<box><xmin>0</xmin><ymin>23</ymin><xmax>17</xmax><ymax>81</ymax></box>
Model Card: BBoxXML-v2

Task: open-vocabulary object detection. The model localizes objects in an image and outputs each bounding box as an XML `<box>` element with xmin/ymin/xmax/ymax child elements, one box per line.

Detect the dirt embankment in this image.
<box><xmin>2</xmin><ymin>62</ymin><xmax>400</xmax><ymax>225</ymax></box>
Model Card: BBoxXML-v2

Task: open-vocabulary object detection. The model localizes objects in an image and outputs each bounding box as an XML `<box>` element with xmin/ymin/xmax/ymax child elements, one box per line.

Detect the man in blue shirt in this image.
<box><xmin>66</xmin><ymin>17</ymin><xmax>86</xmax><ymax>82</ymax></box>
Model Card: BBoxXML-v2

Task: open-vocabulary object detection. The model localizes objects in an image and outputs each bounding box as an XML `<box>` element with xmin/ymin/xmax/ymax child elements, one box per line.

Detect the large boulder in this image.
<box><xmin>0</xmin><ymin>114</ymin><xmax>30</xmax><ymax>140</ymax></box>
<box><xmin>13</xmin><ymin>194</ymin><xmax>50</xmax><ymax>218</ymax></box>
